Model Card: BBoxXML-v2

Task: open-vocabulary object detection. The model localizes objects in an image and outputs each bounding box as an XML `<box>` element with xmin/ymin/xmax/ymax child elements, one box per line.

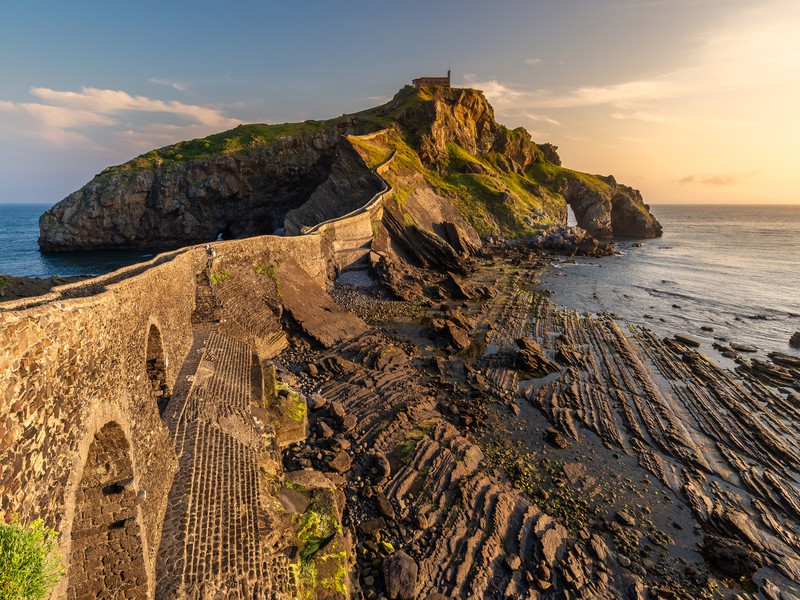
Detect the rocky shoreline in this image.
<box><xmin>257</xmin><ymin>240</ymin><xmax>800</xmax><ymax>599</ymax></box>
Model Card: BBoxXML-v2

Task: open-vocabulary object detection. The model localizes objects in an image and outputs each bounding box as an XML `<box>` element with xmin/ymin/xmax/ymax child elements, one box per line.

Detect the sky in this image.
<box><xmin>1</xmin><ymin>0</ymin><xmax>798</xmax><ymax>206</ymax></box>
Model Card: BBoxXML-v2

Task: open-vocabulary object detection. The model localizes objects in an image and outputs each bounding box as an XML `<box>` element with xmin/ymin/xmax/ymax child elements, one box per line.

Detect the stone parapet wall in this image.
<box><xmin>0</xmin><ymin>247</ymin><xmax>205</xmax><ymax>597</ymax></box>
<box><xmin>0</xmin><ymin>134</ymin><xmax>395</xmax><ymax>598</ymax></box>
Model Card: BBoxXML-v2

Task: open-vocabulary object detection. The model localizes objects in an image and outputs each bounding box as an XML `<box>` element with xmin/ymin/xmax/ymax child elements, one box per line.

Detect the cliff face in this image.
<box><xmin>39</xmin><ymin>86</ymin><xmax>661</xmax><ymax>251</ymax></box>
<box><xmin>383</xmin><ymin>86</ymin><xmax>660</xmax><ymax>239</ymax></box>
<box><xmin>552</xmin><ymin>172</ymin><xmax>663</xmax><ymax>238</ymax></box>
<box><xmin>39</xmin><ymin>120</ymin><xmax>366</xmax><ymax>251</ymax></box>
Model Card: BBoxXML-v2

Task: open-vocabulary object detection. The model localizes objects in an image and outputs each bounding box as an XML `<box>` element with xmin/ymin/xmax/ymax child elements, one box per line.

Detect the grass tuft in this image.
<box><xmin>0</xmin><ymin>518</ymin><xmax>62</xmax><ymax>600</ymax></box>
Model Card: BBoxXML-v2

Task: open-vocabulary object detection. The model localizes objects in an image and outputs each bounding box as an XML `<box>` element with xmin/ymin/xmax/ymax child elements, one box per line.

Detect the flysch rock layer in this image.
<box><xmin>274</xmin><ymin>251</ymin><xmax>799</xmax><ymax>599</ymax></box>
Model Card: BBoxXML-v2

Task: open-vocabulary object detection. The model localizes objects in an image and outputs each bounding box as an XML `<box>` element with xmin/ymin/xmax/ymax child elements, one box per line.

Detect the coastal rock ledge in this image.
<box><xmin>39</xmin><ymin>86</ymin><xmax>661</xmax><ymax>251</ymax></box>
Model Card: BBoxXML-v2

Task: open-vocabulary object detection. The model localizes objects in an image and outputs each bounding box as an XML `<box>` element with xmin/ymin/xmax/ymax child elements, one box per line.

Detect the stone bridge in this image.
<box><xmin>0</xmin><ymin>148</ymin><xmax>394</xmax><ymax>598</ymax></box>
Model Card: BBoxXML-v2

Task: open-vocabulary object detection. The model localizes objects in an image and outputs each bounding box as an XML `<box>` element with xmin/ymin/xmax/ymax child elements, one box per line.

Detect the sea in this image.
<box><xmin>0</xmin><ymin>203</ymin><xmax>159</xmax><ymax>278</ymax></box>
<box><xmin>543</xmin><ymin>203</ymin><xmax>800</xmax><ymax>360</ymax></box>
<box><xmin>2</xmin><ymin>202</ymin><xmax>799</xmax><ymax>359</ymax></box>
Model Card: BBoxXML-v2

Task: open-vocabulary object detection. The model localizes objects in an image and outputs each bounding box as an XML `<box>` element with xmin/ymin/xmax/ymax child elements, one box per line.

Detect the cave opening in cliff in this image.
<box><xmin>215</xmin><ymin>224</ymin><xmax>236</xmax><ymax>241</ymax></box>
<box><xmin>145</xmin><ymin>324</ymin><xmax>170</xmax><ymax>418</ymax></box>
<box><xmin>67</xmin><ymin>422</ymin><xmax>148</xmax><ymax>599</ymax></box>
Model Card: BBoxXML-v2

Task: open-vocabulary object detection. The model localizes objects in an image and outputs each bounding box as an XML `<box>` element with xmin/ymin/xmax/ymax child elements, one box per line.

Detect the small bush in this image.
<box><xmin>0</xmin><ymin>518</ymin><xmax>62</xmax><ymax>600</ymax></box>
<box><xmin>209</xmin><ymin>269</ymin><xmax>230</xmax><ymax>285</ymax></box>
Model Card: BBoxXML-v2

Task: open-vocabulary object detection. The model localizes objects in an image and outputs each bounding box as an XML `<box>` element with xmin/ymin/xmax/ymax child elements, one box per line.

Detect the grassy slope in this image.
<box><xmin>351</xmin><ymin>126</ymin><xmax>564</xmax><ymax>238</ymax></box>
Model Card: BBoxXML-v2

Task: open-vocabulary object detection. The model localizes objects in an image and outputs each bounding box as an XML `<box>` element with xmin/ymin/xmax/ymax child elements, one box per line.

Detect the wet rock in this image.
<box><xmin>376</xmin><ymin>494</ymin><xmax>396</xmax><ymax>520</ymax></box>
<box><xmin>673</xmin><ymin>334</ymin><xmax>700</xmax><ymax>348</ymax></box>
<box><xmin>382</xmin><ymin>550</ymin><xmax>418</xmax><ymax>600</ymax></box>
<box><xmin>701</xmin><ymin>535</ymin><xmax>761</xmax><ymax>579</ymax></box>
<box><xmin>328</xmin><ymin>451</ymin><xmax>352</xmax><ymax>474</ymax></box>
<box><xmin>544</xmin><ymin>428</ymin><xmax>569</xmax><ymax>449</ymax></box>
<box><xmin>791</xmin><ymin>331</ymin><xmax>800</xmax><ymax>349</ymax></box>
<box><xmin>515</xmin><ymin>337</ymin><xmax>559</xmax><ymax>375</ymax></box>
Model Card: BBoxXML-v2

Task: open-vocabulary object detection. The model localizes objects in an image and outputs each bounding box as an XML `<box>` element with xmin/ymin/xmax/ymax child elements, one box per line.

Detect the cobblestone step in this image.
<box><xmin>156</xmin><ymin>332</ymin><xmax>293</xmax><ymax>599</ymax></box>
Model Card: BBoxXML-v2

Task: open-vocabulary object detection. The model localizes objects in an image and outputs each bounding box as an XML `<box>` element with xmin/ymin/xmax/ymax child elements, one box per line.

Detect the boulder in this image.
<box><xmin>544</xmin><ymin>428</ymin><xmax>569</xmax><ymax>449</ymax></box>
<box><xmin>372</xmin><ymin>452</ymin><xmax>391</xmax><ymax>482</ymax></box>
<box><xmin>701</xmin><ymin>535</ymin><xmax>761</xmax><ymax>579</ymax></box>
<box><xmin>309</xmin><ymin>392</ymin><xmax>327</xmax><ymax>410</ymax></box>
<box><xmin>328</xmin><ymin>451</ymin><xmax>352</xmax><ymax>474</ymax></box>
<box><xmin>673</xmin><ymin>334</ymin><xmax>700</xmax><ymax>348</ymax></box>
<box><xmin>382</xmin><ymin>551</ymin><xmax>418</xmax><ymax>600</ymax></box>
<box><xmin>317</xmin><ymin>421</ymin><xmax>335</xmax><ymax>439</ymax></box>
<box><xmin>376</xmin><ymin>494</ymin><xmax>396</xmax><ymax>520</ymax></box>
<box><xmin>515</xmin><ymin>338</ymin><xmax>559</xmax><ymax>375</ymax></box>
<box><xmin>329</xmin><ymin>401</ymin><xmax>346</xmax><ymax>420</ymax></box>
<box><xmin>790</xmin><ymin>332</ymin><xmax>800</xmax><ymax>349</ymax></box>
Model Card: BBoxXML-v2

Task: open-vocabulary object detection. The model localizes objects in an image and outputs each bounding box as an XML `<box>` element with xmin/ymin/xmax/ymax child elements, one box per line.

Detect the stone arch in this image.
<box><xmin>145</xmin><ymin>322</ymin><xmax>170</xmax><ymax>417</ymax></box>
<box><xmin>66</xmin><ymin>421</ymin><xmax>148</xmax><ymax>600</ymax></box>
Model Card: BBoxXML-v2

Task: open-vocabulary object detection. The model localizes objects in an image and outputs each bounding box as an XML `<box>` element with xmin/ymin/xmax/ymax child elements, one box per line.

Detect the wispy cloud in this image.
<box><xmin>0</xmin><ymin>86</ymin><xmax>240</xmax><ymax>148</ymax></box>
<box><xmin>525</xmin><ymin>112</ymin><xmax>560</xmax><ymax>126</ymax></box>
<box><xmin>525</xmin><ymin>57</ymin><xmax>544</xmax><ymax>66</ymax></box>
<box><xmin>29</xmin><ymin>86</ymin><xmax>238</xmax><ymax>128</ymax></box>
<box><xmin>149</xmin><ymin>77</ymin><xmax>189</xmax><ymax>92</ymax></box>
<box><xmin>611</xmin><ymin>111</ymin><xmax>682</xmax><ymax>125</ymax></box>
<box><xmin>462</xmin><ymin>75</ymin><xmax>524</xmax><ymax>102</ymax></box>
<box><xmin>678</xmin><ymin>172</ymin><xmax>757</xmax><ymax>186</ymax></box>
<box><xmin>467</xmin><ymin>0</ymin><xmax>800</xmax><ymax>116</ymax></box>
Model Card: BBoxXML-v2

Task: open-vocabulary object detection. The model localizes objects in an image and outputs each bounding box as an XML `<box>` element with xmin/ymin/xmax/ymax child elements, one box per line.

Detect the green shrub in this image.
<box><xmin>0</xmin><ymin>518</ymin><xmax>62</xmax><ymax>600</ymax></box>
<box><xmin>209</xmin><ymin>269</ymin><xmax>230</xmax><ymax>285</ymax></box>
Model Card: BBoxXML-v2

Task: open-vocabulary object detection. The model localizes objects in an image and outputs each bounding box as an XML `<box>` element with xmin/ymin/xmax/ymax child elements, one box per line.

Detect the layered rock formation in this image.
<box><xmin>39</xmin><ymin>85</ymin><xmax>661</xmax><ymax>251</ymax></box>
<box><xmin>39</xmin><ymin>120</ymin><xmax>368</xmax><ymax>250</ymax></box>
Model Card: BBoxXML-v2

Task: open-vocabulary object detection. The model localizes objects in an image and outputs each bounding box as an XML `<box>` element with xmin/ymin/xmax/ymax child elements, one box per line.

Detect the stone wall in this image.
<box><xmin>0</xmin><ymin>147</ymin><xmax>394</xmax><ymax>598</ymax></box>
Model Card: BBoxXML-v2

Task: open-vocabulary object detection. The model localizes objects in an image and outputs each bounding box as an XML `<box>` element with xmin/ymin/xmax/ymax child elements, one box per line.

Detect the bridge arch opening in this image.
<box><xmin>145</xmin><ymin>323</ymin><xmax>170</xmax><ymax>417</ymax></box>
<box><xmin>67</xmin><ymin>422</ymin><xmax>148</xmax><ymax>599</ymax></box>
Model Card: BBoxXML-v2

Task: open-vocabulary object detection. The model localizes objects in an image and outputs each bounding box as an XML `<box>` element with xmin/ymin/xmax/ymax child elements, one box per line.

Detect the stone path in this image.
<box><xmin>155</xmin><ymin>332</ymin><xmax>294</xmax><ymax>599</ymax></box>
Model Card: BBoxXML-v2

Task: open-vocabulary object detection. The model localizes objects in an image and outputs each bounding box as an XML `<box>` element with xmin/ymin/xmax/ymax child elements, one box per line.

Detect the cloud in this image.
<box><xmin>0</xmin><ymin>86</ymin><xmax>240</xmax><ymax>149</ymax></box>
<box><xmin>525</xmin><ymin>58</ymin><xmax>544</xmax><ymax>66</ymax></box>
<box><xmin>149</xmin><ymin>77</ymin><xmax>189</xmax><ymax>92</ymax></box>
<box><xmin>525</xmin><ymin>112</ymin><xmax>560</xmax><ymax>126</ymax></box>
<box><xmin>29</xmin><ymin>86</ymin><xmax>238</xmax><ymax>129</ymax></box>
<box><xmin>611</xmin><ymin>111</ymin><xmax>682</xmax><ymax>125</ymax></box>
<box><xmin>678</xmin><ymin>172</ymin><xmax>756</xmax><ymax>186</ymax></box>
<box><xmin>466</xmin><ymin>0</ymin><xmax>800</xmax><ymax>117</ymax></box>
<box><xmin>462</xmin><ymin>75</ymin><xmax>524</xmax><ymax>102</ymax></box>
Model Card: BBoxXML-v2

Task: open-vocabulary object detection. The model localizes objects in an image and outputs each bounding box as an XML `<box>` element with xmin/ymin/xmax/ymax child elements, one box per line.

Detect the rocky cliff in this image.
<box><xmin>39</xmin><ymin>86</ymin><xmax>661</xmax><ymax>251</ymax></box>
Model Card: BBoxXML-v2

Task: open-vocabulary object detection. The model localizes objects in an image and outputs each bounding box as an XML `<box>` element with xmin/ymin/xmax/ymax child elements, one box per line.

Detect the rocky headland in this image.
<box><xmin>38</xmin><ymin>85</ymin><xmax>661</xmax><ymax>252</ymax></box>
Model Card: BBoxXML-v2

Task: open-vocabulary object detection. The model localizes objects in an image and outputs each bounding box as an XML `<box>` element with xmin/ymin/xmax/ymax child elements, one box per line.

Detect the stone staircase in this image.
<box><xmin>156</xmin><ymin>330</ymin><xmax>295</xmax><ymax>599</ymax></box>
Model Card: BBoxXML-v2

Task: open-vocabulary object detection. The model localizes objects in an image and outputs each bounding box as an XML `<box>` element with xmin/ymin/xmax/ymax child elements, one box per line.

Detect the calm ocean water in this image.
<box><xmin>543</xmin><ymin>204</ymin><xmax>800</xmax><ymax>359</ymax></box>
<box><xmin>0</xmin><ymin>203</ymin><xmax>158</xmax><ymax>278</ymax></box>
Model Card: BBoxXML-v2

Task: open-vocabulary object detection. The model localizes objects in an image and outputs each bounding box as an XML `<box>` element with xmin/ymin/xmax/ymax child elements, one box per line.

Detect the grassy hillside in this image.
<box><xmin>350</xmin><ymin>128</ymin><xmax>564</xmax><ymax>238</ymax></box>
